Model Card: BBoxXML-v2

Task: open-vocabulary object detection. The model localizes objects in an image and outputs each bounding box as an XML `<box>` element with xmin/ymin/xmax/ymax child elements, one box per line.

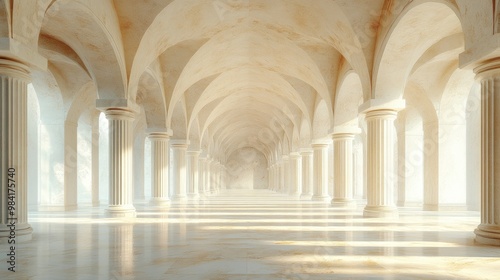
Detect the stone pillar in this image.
<box><xmin>170</xmin><ymin>140</ymin><xmax>189</xmax><ymax>201</ymax></box>
<box><xmin>0</xmin><ymin>59</ymin><xmax>33</xmax><ymax>241</ymax></box>
<box><xmin>289</xmin><ymin>153</ymin><xmax>302</xmax><ymax>197</ymax></box>
<box><xmin>187</xmin><ymin>150</ymin><xmax>201</xmax><ymax>199</ymax></box>
<box><xmin>206</xmin><ymin>158</ymin><xmax>212</xmax><ymax>195</ymax></box>
<box><xmin>148</xmin><ymin>132</ymin><xmax>170</xmax><ymax>207</ymax></box>
<box><xmin>300</xmin><ymin>149</ymin><xmax>313</xmax><ymax>199</ymax></box>
<box><xmin>91</xmin><ymin>117</ymin><xmax>100</xmax><ymax>206</ymax></box>
<box><xmin>282</xmin><ymin>156</ymin><xmax>290</xmax><ymax>194</ymax></box>
<box><xmin>423</xmin><ymin>121</ymin><xmax>439</xmax><ymax>211</ymax></box>
<box><xmin>312</xmin><ymin>141</ymin><xmax>331</xmax><ymax>202</ymax></box>
<box><xmin>104</xmin><ymin>108</ymin><xmax>136</xmax><ymax>217</ymax></box>
<box><xmin>279</xmin><ymin>160</ymin><xmax>285</xmax><ymax>193</ymax></box>
<box><xmin>198</xmin><ymin>156</ymin><xmax>207</xmax><ymax>195</ymax></box>
<box><xmin>474</xmin><ymin>60</ymin><xmax>500</xmax><ymax>245</ymax></box>
<box><xmin>362</xmin><ymin>104</ymin><xmax>403</xmax><ymax>218</ymax></box>
<box><xmin>331</xmin><ymin>130</ymin><xmax>358</xmax><ymax>208</ymax></box>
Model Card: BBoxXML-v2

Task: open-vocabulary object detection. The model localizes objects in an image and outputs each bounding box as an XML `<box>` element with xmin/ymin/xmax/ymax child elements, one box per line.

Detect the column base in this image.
<box><xmin>106</xmin><ymin>205</ymin><xmax>136</xmax><ymax>218</ymax></box>
<box><xmin>38</xmin><ymin>204</ymin><xmax>77</xmax><ymax>211</ymax></box>
<box><xmin>311</xmin><ymin>195</ymin><xmax>331</xmax><ymax>202</ymax></box>
<box><xmin>188</xmin><ymin>193</ymin><xmax>200</xmax><ymax>200</ymax></box>
<box><xmin>331</xmin><ymin>199</ymin><xmax>357</xmax><ymax>208</ymax></box>
<box><xmin>0</xmin><ymin>223</ymin><xmax>33</xmax><ymax>243</ymax></box>
<box><xmin>475</xmin><ymin>224</ymin><xmax>500</xmax><ymax>246</ymax></box>
<box><xmin>423</xmin><ymin>204</ymin><xmax>439</xmax><ymax>211</ymax></box>
<box><xmin>149</xmin><ymin>198</ymin><xmax>170</xmax><ymax>208</ymax></box>
<box><xmin>300</xmin><ymin>194</ymin><xmax>312</xmax><ymax>200</ymax></box>
<box><xmin>363</xmin><ymin>206</ymin><xmax>399</xmax><ymax>218</ymax></box>
<box><xmin>289</xmin><ymin>192</ymin><xmax>301</xmax><ymax>198</ymax></box>
<box><xmin>171</xmin><ymin>195</ymin><xmax>188</xmax><ymax>202</ymax></box>
<box><xmin>92</xmin><ymin>201</ymin><xmax>101</xmax><ymax>207</ymax></box>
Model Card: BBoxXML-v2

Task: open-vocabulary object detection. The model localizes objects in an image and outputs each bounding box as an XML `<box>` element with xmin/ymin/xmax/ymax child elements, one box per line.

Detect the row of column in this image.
<box><xmin>2</xmin><ymin>57</ymin><xmax>500</xmax><ymax>246</ymax></box>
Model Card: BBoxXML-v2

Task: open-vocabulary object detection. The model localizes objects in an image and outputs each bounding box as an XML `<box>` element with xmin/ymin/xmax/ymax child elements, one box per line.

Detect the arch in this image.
<box><xmin>136</xmin><ymin>69</ymin><xmax>168</xmax><ymax>129</ymax></box>
<box><xmin>41</xmin><ymin>0</ymin><xmax>127</xmax><ymax>99</ymax></box>
<box><xmin>167</xmin><ymin>25</ymin><xmax>332</xmax><ymax>123</ymax></box>
<box><xmin>0</xmin><ymin>0</ymin><xmax>10</xmax><ymax>38</ymax></box>
<box><xmin>129</xmin><ymin>0</ymin><xmax>370</xmax><ymax>101</ymax></box>
<box><xmin>373</xmin><ymin>1</ymin><xmax>463</xmax><ymax>101</ymax></box>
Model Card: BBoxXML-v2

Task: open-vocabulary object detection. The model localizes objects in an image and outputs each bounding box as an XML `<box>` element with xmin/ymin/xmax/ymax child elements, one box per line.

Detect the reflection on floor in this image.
<box><xmin>1</xmin><ymin>189</ymin><xmax>499</xmax><ymax>279</ymax></box>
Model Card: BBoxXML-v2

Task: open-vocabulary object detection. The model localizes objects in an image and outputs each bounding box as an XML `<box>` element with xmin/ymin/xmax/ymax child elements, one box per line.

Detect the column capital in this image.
<box><xmin>103</xmin><ymin>108</ymin><xmax>136</xmax><ymax>121</ymax></box>
<box><xmin>0</xmin><ymin>58</ymin><xmax>31</xmax><ymax>81</ymax></box>
<box><xmin>96</xmin><ymin>99</ymin><xmax>141</xmax><ymax>114</ymax></box>
<box><xmin>289</xmin><ymin>152</ymin><xmax>301</xmax><ymax>159</ymax></box>
<box><xmin>330</xmin><ymin>126</ymin><xmax>361</xmax><ymax>140</ymax></box>
<box><xmin>282</xmin><ymin>155</ymin><xmax>290</xmax><ymax>161</ymax></box>
<box><xmin>187</xmin><ymin>150</ymin><xmax>202</xmax><ymax>156</ymax></box>
<box><xmin>311</xmin><ymin>139</ymin><xmax>332</xmax><ymax>148</ymax></box>
<box><xmin>170</xmin><ymin>139</ymin><xmax>190</xmax><ymax>149</ymax></box>
<box><xmin>474</xmin><ymin>58</ymin><xmax>500</xmax><ymax>78</ymax></box>
<box><xmin>299</xmin><ymin>148</ymin><xmax>314</xmax><ymax>155</ymax></box>
<box><xmin>359</xmin><ymin>98</ymin><xmax>405</xmax><ymax>116</ymax></box>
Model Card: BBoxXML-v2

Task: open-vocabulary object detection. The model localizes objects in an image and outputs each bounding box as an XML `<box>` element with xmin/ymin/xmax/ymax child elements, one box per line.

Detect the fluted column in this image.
<box><xmin>170</xmin><ymin>140</ymin><xmax>189</xmax><ymax>201</ymax></box>
<box><xmin>0</xmin><ymin>59</ymin><xmax>33</xmax><ymax>241</ymax></box>
<box><xmin>105</xmin><ymin>108</ymin><xmax>136</xmax><ymax>218</ymax></box>
<box><xmin>363</xmin><ymin>109</ymin><xmax>400</xmax><ymax>218</ymax></box>
<box><xmin>187</xmin><ymin>151</ymin><xmax>201</xmax><ymax>199</ymax></box>
<box><xmin>206</xmin><ymin>158</ymin><xmax>212</xmax><ymax>195</ymax></box>
<box><xmin>300</xmin><ymin>149</ymin><xmax>313</xmax><ymax>199</ymax></box>
<box><xmin>331</xmin><ymin>131</ymin><xmax>357</xmax><ymax>208</ymax></box>
<box><xmin>312</xmin><ymin>141</ymin><xmax>331</xmax><ymax>202</ymax></box>
<box><xmin>474</xmin><ymin>60</ymin><xmax>500</xmax><ymax>245</ymax></box>
<box><xmin>278</xmin><ymin>160</ymin><xmax>284</xmax><ymax>193</ymax></box>
<box><xmin>282</xmin><ymin>156</ymin><xmax>290</xmax><ymax>194</ymax></box>
<box><xmin>289</xmin><ymin>153</ymin><xmax>302</xmax><ymax>197</ymax></box>
<box><xmin>91</xmin><ymin>117</ymin><xmax>100</xmax><ymax>206</ymax></box>
<box><xmin>198</xmin><ymin>156</ymin><xmax>207</xmax><ymax>195</ymax></box>
<box><xmin>148</xmin><ymin>132</ymin><xmax>170</xmax><ymax>207</ymax></box>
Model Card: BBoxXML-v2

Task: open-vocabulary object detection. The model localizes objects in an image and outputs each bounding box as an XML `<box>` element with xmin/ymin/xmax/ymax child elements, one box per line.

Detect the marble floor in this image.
<box><xmin>1</xmin><ymin>189</ymin><xmax>499</xmax><ymax>279</ymax></box>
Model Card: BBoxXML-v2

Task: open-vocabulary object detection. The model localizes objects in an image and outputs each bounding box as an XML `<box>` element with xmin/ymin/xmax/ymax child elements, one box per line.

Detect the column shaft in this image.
<box><xmin>187</xmin><ymin>151</ymin><xmax>200</xmax><ymax>199</ymax></box>
<box><xmin>364</xmin><ymin>109</ymin><xmax>399</xmax><ymax>218</ymax></box>
<box><xmin>332</xmin><ymin>133</ymin><xmax>356</xmax><ymax>207</ymax></box>
<box><xmin>312</xmin><ymin>142</ymin><xmax>331</xmax><ymax>201</ymax></box>
<box><xmin>300</xmin><ymin>150</ymin><xmax>313</xmax><ymax>199</ymax></box>
<box><xmin>149</xmin><ymin>133</ymin><xmax>170</xmax><ymax>207</ymax></box>
<box><xmin>170</xmin><ymin>140</ymin><xmax>189</xmax><ymax>201</ymax></box>
<box><xmin>105</xmin><ymin>108</ymin><xmax>136</xmax><ymax>217</ymax></box>
<box><xmin>475</xmin><ymin>62</ymin><xmax>500</xmax><ymax>245</ymax></box>
<box><xmin>0</xmin><ymin>59</ymin><xmax>33</xmax><ymax>241</ymax></box>
<box><xmin>289</xmin><ymin>153</ymin><xmax>302</xmax><ymax>197</ymax></box>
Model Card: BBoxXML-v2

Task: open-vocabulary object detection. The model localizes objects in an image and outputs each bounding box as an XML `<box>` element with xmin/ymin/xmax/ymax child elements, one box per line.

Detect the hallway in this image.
<box><xmin>1</xmin><ymin>190</ymin><xmax>498</xmax><ymax>280</ymax></box>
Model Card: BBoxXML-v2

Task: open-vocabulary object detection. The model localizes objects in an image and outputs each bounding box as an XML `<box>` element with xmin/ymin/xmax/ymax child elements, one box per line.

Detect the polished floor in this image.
<box><xmin>1</xmin><ymin>189</ymin><xmax>499</xmax><ymax>279</ymax></box>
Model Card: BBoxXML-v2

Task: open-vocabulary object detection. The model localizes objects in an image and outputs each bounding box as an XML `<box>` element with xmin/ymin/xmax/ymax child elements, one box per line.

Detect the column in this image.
<box><xmin>300</xmin><ymin>149</ymin><xmax>313</xmax><ymax>199</ymax></box>
<box><xmin>91</xmin><ymin>116</ymin><xmax>100</xmax><ymax>206</ymax></box>
<box><xmin>363</xmin><ymin>108</ymin><xmax>401</xmax><ymax>218</ymax></box>
<box><xmin>0</xmin><ymin>59</ymin><xmax>33</xmax><ymax>241</ymax></box>
<box><xmin>279</xmin><ymin>160</ymin><xmax>285</xmax><ymax>193</ymax></box>
<box><xmin>282</xmin><ymin>156</ymin><xmax>290</xmax><ymax>194</ymax></box>
<box><xmin>331</xmin><ymin>131</ymin><xmax>358</xmax><ymax>208</ymax></box>
<box><xmin>206</xmin><ymin>158</ymin><xmax>212</xmax><ymax>195</ymax></box>
<box><xmin>423</xmin><ymin>121</ymin><xmax>439</xmax><ymax>210</ymax></box>
<box><xmin>148</xmin><ymin>132</ymin><xmax>170</xmax><ymax>207</ymax></box>
<box><xmin>170</xmin><ymin>140</ymin><xmax>189</xmax><ymax>201</ymax></box>
<box><xmin>289</xmin><ymin>153</ymin><xmax>302</xmax><ymax>197</ymax></box>
<box><xmin>105</xmin><ymin>108</ymin><xmax>136</xmax><ymax>217</ymax></box>
<box><xmin>187</xmin><ymin>150</ymin><xmax>201</xmax><ymax>199</ymax></box>
<box><xmin>198</xmin><ymin>156</ymin><xmax>207</xmax><ymax>196</ymax></box>
<box><xmin>312</xmin><ymin>141</ymin><xmax>331</xmax><ymax>202</ymax></box>
<box><xmin>474</xmin><ymin>60</ymin><xmax>500</xmax><ymax>245</ymax></box>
